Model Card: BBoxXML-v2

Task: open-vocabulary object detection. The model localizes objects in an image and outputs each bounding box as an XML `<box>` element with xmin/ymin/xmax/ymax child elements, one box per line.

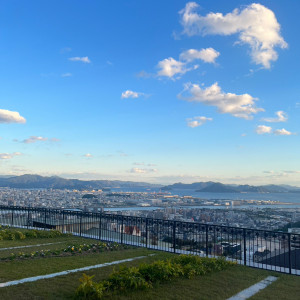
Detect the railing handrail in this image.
<box><xmin>0</xmin><ymin>204</ymin><xmax>299</xmax><ymax>237</ymax></box>
<box><xmin>1</xmin><ymin>205</ymin><xmax>299</xmax><ymax>275</ymax></box>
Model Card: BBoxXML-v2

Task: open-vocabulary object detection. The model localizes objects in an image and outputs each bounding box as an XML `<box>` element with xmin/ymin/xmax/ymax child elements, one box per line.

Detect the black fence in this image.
<box><xmin>0</xmin><ymin>205</ymin><xmax>299</xmax><ymax>275</ymax></box>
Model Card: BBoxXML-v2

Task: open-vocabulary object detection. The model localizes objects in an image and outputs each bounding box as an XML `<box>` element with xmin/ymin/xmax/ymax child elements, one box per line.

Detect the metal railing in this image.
<box><xmin>0</xmin><ymin>205</ymin><xmax>299</xmax><ymax>275</ymax></box>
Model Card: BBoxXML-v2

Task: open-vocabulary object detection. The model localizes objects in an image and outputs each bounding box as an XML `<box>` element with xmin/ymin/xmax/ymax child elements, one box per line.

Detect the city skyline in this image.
<box><xmin>1</xmin><ymin>1</ymin><xmax>300</xmax><ymax>185</ymax></box>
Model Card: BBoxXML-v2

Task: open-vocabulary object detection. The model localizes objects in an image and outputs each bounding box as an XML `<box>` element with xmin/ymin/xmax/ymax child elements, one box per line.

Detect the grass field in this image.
<box><xmin>0</xmin><ymin>232</ymin><xmax>299</xmax><ymax>300</ymax></box>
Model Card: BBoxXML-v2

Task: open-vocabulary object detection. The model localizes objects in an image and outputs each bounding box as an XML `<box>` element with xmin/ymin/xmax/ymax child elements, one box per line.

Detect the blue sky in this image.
<box><xmin>0</xmin><ymin>0</ymin><xmax>299</xmax><ymax>185</ymax></box>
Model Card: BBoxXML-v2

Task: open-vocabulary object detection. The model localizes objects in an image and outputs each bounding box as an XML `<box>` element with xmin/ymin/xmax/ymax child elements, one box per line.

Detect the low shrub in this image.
<box><xmin>76</xmin><ymin>274</ymin><xmax>105</xmax><ymax>300</ymax></box>
<box><xmin>1</xmin><ymin>241</ymin><xmax>132</xmax><ymax>261</ymax></box>
<box><xmin>0</xmin><ymin>228</ymin><xmax>69</xmax><ymax>241</ymax></box>
<box><xmin>75</xmin><ymin>255</ymin><xmax>235</xmax><ymax>299</ymax></box>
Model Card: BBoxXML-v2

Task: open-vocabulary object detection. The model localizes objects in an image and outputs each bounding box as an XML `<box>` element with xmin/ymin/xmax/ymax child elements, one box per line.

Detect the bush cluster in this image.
<box><xmin>75</xmin><ymin>255</ymin><xmax>235</xmax><ymax>299</ymax></box>
<box><xmin>1</xmin><ymin>242</ymin><xmax>131</xmax><ymax>261</ymax></box>
<box><xmin>0</xmin><ymin>228</ymin><xmax>66</xmax><ymax>241</ymax></box>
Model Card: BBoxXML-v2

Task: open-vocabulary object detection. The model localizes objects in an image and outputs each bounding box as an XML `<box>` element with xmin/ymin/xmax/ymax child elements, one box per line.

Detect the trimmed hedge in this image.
<box><xmin>75</xmin><ymin>255</ymin><xmax>235</xmax><ymax>299</ymax></box>
<box><xmin>0</xmin><ymin>228</ymin><xmax>68</xmax><ymax>241</ymax></box>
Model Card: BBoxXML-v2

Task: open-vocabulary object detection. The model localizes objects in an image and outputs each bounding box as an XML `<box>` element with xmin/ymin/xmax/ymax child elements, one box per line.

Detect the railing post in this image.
<box><xmin>27</xmin><ymin>209</ymin><xmax>29</xmax><ymax>229</ymax></box>
<box><xmin>62</xmin><ymin>211</ymin><xmax>65</xmax><ymax>233</ymax></box>
<box><xmin>206</xmin><ymin>225</ymin><xmax>209</xmax><ymax>257</ymax></box>
<box><xmin>121</xmin><ymin>216</ymin><xmax>124</xmax><ymax>244</ymax></box>
<box><xmin>173</xmin><ymin>221</ymin><xmax>176</xmax><ymax>253</ymax></box>
<box><xmin>79</xmin><ymin>213</ymin><xmax>82</xmax><ymax>237</ymax></box>
<box><xmin>243</xmin><ymin>228</ymin><xmax>247</xmax><ymax>266</ymax></box>
<box><xmin>43</xmin><ymin>210</ymin><xmax>47</xmax><ymax>230</ymax></box>
<box><xmin>11</xmin><ymin>209</ymin><xmax>14</xmax><ymax>227</ymax></box>
<box><xmin>145</xmin><ymin>219</ymin><xmax>148</xmax><ymax>248</ymax></box>
<box><xmin>288</xmin><ymin>233</ymin><xmax>292</xmax><ymax>274</ymax></box>
<box><xmin>99</xmin><ymin>214</ymin><xmax>102</xmax><ymax>241</ymax></box>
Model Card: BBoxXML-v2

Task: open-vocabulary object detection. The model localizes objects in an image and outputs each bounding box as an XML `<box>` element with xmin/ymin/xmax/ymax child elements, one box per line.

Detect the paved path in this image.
<box><xmin>0</xmin><ymin>241</ymin><xmax>66</xmax><ymax>251</ymax></box>
<box><xmin>227</xmin><ymin>276</ymin><xmax>278</xmax><ymax>300</ymax></box>
<box><xmin>0</xmin><ymin>254</ymin><xmax>153</xmax><ymax>288</ymax></box>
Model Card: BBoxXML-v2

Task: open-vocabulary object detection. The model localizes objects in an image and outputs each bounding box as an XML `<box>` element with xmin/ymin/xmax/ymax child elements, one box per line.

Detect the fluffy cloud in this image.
<box><xmin>121</xmin><ymin>90</ymin><xmax>143</xmax><ymax>99</ymax></box>
<box><xmin>180</xmin><ymin>2</ymin><xmax>287</xmax><ymax>68</ymax></box>
<box><xmin>157</xmin><ymin>57</ymin><xmax>192</xmax><ymax>78</ymax></box>
<box><xmin>130</xmin><ymin>168</ymin><xmax>157</xmax><ymax>174</ymax></box>
<box><xmin>0</xmin><ymin>109</ymin><xmax>26</xmax><ymax>124</ymax></box>
<box><xmin>0</xmin><ymin>152</ymin><xmax>22</xmax><ymax>160</ymax></box>
<box><xmin>180</xmin><ymin>82</ymin><xmax>263</xmax><ymax>119</ymax></box>
<box><xmin>274</xmin><ymin>128</ymin><xmax>293</xmax><ymax>135</ymax></box>
<box><xmin>256</xmin><ymin>126</ymin><xmax>294</xmax><ymax>135</ymax></box>
<box><xmin>69</xmin><ymin>56</ymin><xmax>91</xmax><ymax>63</ymax></box>
<box><xmin>187</xmin><ymin>116</ymin><xmax>212</xmax><ymax>127</ymax></box>
<box><xmin>256</xmin><ymin>125</ymin><xmax>272</xmax><ymax>134</ymax></box>
<box><xmin>157</xmin><ymin>47</ymin><xmax>219</xmax><ymax>79</ymax></box>
<box><xmin>262</xmin><ymin>111</ymin><xmax>288</xmax><ymax>122</ymax></box>
<box><xmin>179</xmin><ymin>48</ymin><xmax>220</xmax><ymax>63</ymax></box>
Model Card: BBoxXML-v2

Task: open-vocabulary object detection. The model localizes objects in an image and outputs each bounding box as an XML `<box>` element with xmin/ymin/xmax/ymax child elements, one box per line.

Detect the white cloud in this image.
<box><xmin>179</xmin><ymin>48</ymin><xmax>220</xmax><ymax>63</ymax></box>
<box><xmin>180</xmin><ymin>2</ymin><xmax>287</xmax><ymax>68</ymax></box>
<box><xmin>84</xmin><ymin>153</ymin><xmax>93</xmax><ymax>158</ymax></box>
<box><xmin>69</xmin><ymin>56</ymin><xmax>91</xmax><ymax>63</ymax></box>
<box><xmin>121</xmin><ymin>90</ymin><xmax>144</xmax><ymax>99</ymax></box>
<box><xmin>157</xmin><ymin>47</ymin><xmax>219</xmax><ymax>79</ymax></box>
<box><xmin>0</xmin><ymin>109</ymin><xmax>26</xmax><ymax>124</ymax></box>
<box><xmin>130</xmin><ymin>168</ymin><xmax>157</xmax><ymax>174</ymax></box>
<box><xmin>256</xmin><ymin>126</ymin><xmax>294</xmax><ymax>135</ymax></box>
<box><xmin>180</xmin><ymin>82</ymin><xmax>264</xmax><ymax>119</ymax></box>
<box><xmin>187</xmin><ymin>116</ymin><xmax>212</xmax><ymax>127</ymax></box>
<box><xmin>22</xmin><ymin>136</ymin><xmax>48</xmax><ymax>144</ymax></box>
<box><xmin>0</xmin><ymin>152</ymin><xmax>22</xmax><ymax>160</ymax></box>
<box><xmin>262</xmin><ymin>111</ymin><xmax>288</xmax><ymax>122</ymax></box>
<box><xmin>274</xmin><ymin>128</ymin><xmax>293</xmax><ymax>135</ymax></box>
<box><xmin>157</xmin><ymin>57</ymin><xmax>192</xmax><ymax>78</ymax></box>
<box><xmin>256</xmin><ymin>125</ymin><xmax>272</xmax><ymax>134</ymax></box>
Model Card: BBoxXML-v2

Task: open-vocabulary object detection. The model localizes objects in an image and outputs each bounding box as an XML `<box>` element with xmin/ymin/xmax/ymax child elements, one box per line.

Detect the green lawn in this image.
<box><xmin>0</xmin><ymin>236</ymin><xmax>100</xmax><ymax>259</ymax></box>
<box><xmin>0</xmin><ymin>234</ymin><xmax>299</xmax><ymax>300</ymax></box>
<box><xmin>105</xmin><ymin>266</ymin><xmax>300</xmax><ymax>300</ymax></box>
<box><xmin>0</xmin><ymin>233</ymin><xmax>76</xmax><ymax>249</ymax></box>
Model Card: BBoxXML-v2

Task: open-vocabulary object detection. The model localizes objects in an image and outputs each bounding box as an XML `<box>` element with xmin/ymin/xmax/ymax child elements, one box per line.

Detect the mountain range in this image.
<box><xmin>0</xmin><ymin>175</ymin><xmax>299</xmax><ymax>193</ymax></box>
<box><xmin>0</xmin><ymin>174</ymin><xmax>161</xmax><ymax>190</ymax></box>
<box><xmin>161</xmin><ymin>182</ymin><xmax>300</xmax><ymax>193</ymax></box>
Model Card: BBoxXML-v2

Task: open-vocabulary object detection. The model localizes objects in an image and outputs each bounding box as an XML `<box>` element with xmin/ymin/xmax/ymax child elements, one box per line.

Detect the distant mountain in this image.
<box><xmin>161</xmin><ymin>182</ymin><xmax>214</xmax><ymax>190</ymax></box>
<box><xmin>0</xmin><ymin>174</ymin><xmax>162</xmax><ymax>190</ymax></box>
<box><xmin>1</xmin><ymin>175</ymin><xmax>299</xmax><ymax>192</ymax></box>
<box><xmin>196</xmin><ymin>183</ymin><xmax>238</xmax><ymax>193</ymax></box>
<box><xmin>162</xmin><ymin>181</ymin><xmax>300</xmax><ymax>193</ymax></box>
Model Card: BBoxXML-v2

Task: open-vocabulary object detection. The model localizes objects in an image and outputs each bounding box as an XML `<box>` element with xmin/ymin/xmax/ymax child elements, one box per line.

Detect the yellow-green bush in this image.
<box><xmin>75</xmin><ymin>255</ymin><xmax>235</xmax><ymax>299</ymax></box>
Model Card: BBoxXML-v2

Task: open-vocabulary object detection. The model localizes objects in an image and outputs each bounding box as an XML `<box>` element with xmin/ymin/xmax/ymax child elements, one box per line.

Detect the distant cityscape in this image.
<box><xmin>1</xmin><ymin>174</ymin><xmax>300</xmax><ymax>232</ymax></box>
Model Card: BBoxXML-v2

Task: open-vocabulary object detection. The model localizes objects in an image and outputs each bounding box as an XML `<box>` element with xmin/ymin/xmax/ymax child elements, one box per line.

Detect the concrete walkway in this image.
<box><xmin>0</xmin><ymin>254</ymin><xmax>153</xmax><ymax>288</ymax></box>
<box><xmin>227</xmin><ymin>276</ymin><xmax>278</xmax><ymax>300</ymax></box>
<box><xmin>0</xmin><ymin>241</ymin><xmax>66</xmax><ymax>251</ymax></box>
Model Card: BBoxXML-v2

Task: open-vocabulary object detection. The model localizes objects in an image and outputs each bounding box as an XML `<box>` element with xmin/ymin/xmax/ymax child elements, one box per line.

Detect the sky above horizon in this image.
<box><xmin>1</xmin><ymin>0</ymin><xmax>300</xmax><ymax>185</ymax></box>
